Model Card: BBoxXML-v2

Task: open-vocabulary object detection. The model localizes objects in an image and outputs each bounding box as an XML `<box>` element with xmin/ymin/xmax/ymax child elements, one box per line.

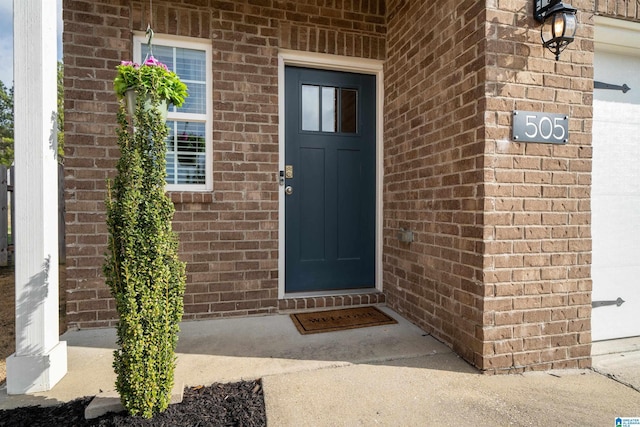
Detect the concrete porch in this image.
<box><xmin>2</xmin><ymin>307</ymin><xmax>640</xmax><ymax>425</ymax></box>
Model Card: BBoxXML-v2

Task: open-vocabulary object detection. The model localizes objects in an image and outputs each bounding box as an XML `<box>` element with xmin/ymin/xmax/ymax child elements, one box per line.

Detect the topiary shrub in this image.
<box><xmin>104</xmin><ymin>60</ymin><xmax>187</xmax><ymax>418</ymax></box>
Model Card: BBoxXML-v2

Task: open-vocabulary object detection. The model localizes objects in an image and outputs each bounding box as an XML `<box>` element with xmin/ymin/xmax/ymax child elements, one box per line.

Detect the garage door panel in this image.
<box><xmin>592</xmin><ymin>195</ymin><xmax>640</xmax><ymax>267</ymax></box>
<box><xmin>592</xmin><ymin>45</ymin><xmax>640</xmax><ymax>341</ymax></box>
<box><xmin>592</xmin><ymin>266</ymin><xmax>640</xmax><ymax>341</ymax></box>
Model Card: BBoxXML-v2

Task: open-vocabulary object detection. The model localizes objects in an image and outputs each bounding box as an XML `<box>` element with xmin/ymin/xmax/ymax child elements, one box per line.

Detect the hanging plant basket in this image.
<box><xmin>114</xmin><ymin>56</ymin><xmax>188</xmax><ymax>114</ymax></box>
<box><xmin>125</xmin><ymin>89</ymin><xmax>168</xmax><ymax>122</ymax></box>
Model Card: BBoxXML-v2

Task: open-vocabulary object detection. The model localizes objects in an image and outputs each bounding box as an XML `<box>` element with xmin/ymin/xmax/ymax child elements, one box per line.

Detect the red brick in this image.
<box><xmin>64</xmin><ymin>0</ymin><xmax>596</xmax><ymax>374</ymax></box>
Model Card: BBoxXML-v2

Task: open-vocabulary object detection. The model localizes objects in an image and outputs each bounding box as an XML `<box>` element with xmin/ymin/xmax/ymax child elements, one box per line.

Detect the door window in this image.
<box><xmin>301</xmin><ymin>85</ymin><xmax>358</xmax><ymax>134</ymax></box>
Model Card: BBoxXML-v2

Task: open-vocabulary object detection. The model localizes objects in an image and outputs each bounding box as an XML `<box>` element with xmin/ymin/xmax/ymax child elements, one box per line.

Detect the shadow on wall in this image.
<box><xmin>487</xmin><ymin>12</ymin><xmax>535</xmax><ymax>98</ymax></box>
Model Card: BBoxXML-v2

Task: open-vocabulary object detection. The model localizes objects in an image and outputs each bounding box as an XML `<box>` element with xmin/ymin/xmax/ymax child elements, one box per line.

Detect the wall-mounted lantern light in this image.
<box><xmin>534</xmin><ymin>0</ymin><xmax>577</xmax><ymax>61</ymax></box>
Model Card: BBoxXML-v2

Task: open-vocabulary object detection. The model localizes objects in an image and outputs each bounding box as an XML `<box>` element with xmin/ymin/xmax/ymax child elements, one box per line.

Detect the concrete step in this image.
<box><xmin>84</xmin><ymin>382</ymin><xmax>184</xmax><ymax>420</ymax></box>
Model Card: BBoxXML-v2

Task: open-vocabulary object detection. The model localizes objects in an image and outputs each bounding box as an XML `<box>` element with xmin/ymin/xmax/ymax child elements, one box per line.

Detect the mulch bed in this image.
<box><xmin>0</xmin><ymin>380</ymin><xmax>266</xmax><ymax>427</ymax></box>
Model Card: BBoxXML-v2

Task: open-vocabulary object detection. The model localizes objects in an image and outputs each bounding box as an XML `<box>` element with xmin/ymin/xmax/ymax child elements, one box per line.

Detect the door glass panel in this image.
<box><xmin>301</xmin><ymin>84</ymin><xmax>358</xmax><ymax>134</ymax></box>
<box><xmin>302</xmin><ymin>85</ymin><xmax>320</xmax><ymax>131</ymax></box>
<box><xmin>341</xmin><ymin>89</ymin><xmax>357</xmax><ymax>133</ymax></box>
<box><xmin>322</xmin><ymin>87</ymin><xmax>337</xmax><ymax>133</ymax></box>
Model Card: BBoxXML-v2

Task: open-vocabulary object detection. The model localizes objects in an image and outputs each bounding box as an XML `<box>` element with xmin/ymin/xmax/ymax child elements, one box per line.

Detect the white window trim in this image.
<box><xmin>277</xmin><ymin>49</ymin><xmax>385</xmax><ymax>300</ymax></box>
<box><xmin>133</xmin><ymin>32</ymin><xmax>213</xmax><ymax>191</ymax></box>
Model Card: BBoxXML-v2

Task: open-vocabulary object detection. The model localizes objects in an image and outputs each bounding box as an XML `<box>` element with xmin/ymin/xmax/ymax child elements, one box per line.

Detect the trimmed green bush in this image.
<box><xmin>104</xmin><ymin>85</ymin><xmax>186</xmax><ymax>418</ymax></box>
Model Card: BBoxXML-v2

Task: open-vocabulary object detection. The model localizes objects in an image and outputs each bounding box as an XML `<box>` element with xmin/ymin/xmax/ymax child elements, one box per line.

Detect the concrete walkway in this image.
<box><xmin>1</xmin><ymin>307</ymin><xmax>639</xmax><ymax>426</ymax></box>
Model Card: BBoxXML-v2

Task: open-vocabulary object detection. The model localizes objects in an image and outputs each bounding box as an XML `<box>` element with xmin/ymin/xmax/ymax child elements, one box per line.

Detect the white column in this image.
<box><xmin>6</xmin><ymin>0</ymin><xmax>67</xmax><ymax>394</ymax></box>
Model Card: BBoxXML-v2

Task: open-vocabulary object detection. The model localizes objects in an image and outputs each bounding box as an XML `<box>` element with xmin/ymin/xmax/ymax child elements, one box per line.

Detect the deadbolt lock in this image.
<box><xmin>285</xmin><ymin>165</ymin><xmax>294</xmax><ymax>179</ymax></box>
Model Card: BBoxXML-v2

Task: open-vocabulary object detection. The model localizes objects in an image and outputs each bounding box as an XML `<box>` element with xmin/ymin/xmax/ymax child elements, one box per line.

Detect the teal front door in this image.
<box><xmin>284</xmin><ymin>66</ymin><xmax>376</xmax><ymax>293</ymax></box>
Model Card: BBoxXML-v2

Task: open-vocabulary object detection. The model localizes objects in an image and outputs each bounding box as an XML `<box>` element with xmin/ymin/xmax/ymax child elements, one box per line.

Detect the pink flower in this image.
<box><xmin>143</xmin><ymin>56</ymin><xmax>169</xmax><ymax>70</ymax></box>
<box><xmin>120</xmin><ymin>60</ymin><xmax>139</xmax><ymax>68</ymax></box>
<box><xmin>144</xmin><ymin>56</ymin><xmax>159</xmax><ymax>66</ymax></box>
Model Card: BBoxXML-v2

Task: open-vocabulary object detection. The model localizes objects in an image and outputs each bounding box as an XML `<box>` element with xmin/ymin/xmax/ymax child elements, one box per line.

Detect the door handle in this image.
<box><xmin>285</xmin><ymin>186</ymin><xmax>293</xmax><ymax>196</ymax></box>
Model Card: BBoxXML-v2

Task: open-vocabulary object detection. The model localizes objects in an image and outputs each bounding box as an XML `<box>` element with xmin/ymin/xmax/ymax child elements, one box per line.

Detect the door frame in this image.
<box><xmin>277</xmin><ymin>49</ymin><xmax>384</xmax><ymax>299</ymax></box>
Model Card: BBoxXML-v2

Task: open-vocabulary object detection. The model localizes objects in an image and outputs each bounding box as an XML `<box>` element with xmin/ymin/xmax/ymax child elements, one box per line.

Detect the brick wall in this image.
<box><xmin>63</xmin><ymin>0</ymin><xmax>386</xmax><ymax>329</ymax></box>
<box><xmin>595</xmin><ymin>0</ymin><xmax>640</xmax><ymax>20</ymax></box>
<box><xmin>481</xmin><ymin>0</ymin><xmax>594</xmax><ymax>372</ymax></box>
<box><xmin>384</xmin><ymin>0</ymin><xmax>596</xmax><ymax>373</ymax></box>
<box><xmin>63</xmin><ymin>0</ymin><xmax>131</xmax><ymax>328</ymax></box>
<box><xmin>64</xmin><ymin>0</ymin><xmax>603</xmax><ymax>373</ymax></box>
<box><xmin>383</xmin><ymin>0</ymin><xmax>488</xmax><ymax>365</ymax></box>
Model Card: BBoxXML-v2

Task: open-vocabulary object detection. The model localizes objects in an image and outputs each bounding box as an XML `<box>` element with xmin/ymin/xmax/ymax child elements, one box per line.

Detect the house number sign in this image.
<box><xmin>512</xmin><ymin>110</ymin><xmax>569</xmax><ymax>144</ymax></box>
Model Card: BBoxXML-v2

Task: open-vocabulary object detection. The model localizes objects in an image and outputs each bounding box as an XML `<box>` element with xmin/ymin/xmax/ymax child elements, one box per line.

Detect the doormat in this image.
<box><xmin>290</xmin><ymin>306</ymin><xmax>397</xmax><ymax>335</ymax></box>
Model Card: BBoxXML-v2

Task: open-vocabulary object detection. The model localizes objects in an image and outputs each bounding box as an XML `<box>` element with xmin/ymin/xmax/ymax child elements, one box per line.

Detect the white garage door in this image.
<box><xmin>592</xmin><ymin>19</ymin><xmax>640</xmax><ymax>341</ymax></box>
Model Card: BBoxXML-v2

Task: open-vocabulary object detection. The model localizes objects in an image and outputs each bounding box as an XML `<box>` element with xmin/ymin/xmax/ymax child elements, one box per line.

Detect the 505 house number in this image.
<box><xmin>512</xmin><ymin>110</ymin><xmax>569</xmax><ymax>144</ymax></box>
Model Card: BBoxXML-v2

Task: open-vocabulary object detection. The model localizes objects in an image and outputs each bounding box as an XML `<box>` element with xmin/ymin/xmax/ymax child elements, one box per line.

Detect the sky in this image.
<box><xmin>0</xmin><ymin>0</ymin><xmax>63</xmax><ymax>88</ymax></box>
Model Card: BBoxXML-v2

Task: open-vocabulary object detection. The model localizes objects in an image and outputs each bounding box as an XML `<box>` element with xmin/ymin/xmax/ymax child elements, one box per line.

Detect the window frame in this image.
<box><xmin>133</xmin><ymin>33</ymin><xmax>213</xmax><ymax>192</ymax></box>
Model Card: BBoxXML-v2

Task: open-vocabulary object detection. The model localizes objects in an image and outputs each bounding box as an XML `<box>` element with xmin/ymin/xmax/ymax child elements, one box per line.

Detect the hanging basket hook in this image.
<box><xmin>145</xmin><ymin>24</ymin><xmax>154</xmax><ymax>59</ymax></box>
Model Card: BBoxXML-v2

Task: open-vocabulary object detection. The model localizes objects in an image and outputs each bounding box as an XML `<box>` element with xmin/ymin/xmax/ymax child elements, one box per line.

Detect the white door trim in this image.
<box><xmin>277</xmin><ymin>49</ymin><xmax>384</xmax><ymax>299</ymax></box>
